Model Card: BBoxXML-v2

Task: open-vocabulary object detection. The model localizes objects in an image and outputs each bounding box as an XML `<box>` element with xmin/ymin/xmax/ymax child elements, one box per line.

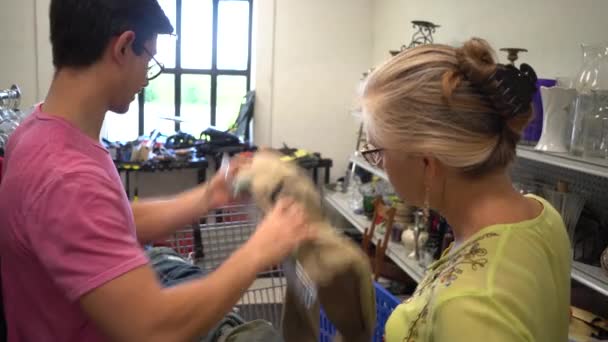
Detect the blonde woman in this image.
<box><xmin>360</xmin><ymin>38</ymin><xmax>571</xmax><ymax>341</ymax></box>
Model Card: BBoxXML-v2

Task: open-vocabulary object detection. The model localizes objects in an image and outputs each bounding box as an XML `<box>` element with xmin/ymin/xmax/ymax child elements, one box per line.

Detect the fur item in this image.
<box><xmin>234</xmin><ymin>151</ymin><xmax>376</xmax><ymax>342</ymax></box>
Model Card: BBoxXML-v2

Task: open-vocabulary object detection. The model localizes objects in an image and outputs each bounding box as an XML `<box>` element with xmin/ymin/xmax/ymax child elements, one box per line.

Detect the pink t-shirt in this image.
<box><xmin>0</xmin><ymin>106</ymin><xmax>149</xmax><ymax>341</ymax></box>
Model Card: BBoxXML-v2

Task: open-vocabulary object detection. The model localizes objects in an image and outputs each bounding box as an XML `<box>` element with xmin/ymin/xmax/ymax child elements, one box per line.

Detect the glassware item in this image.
<box><xmin>523</xmin><ymin>79</ymin><xmax>557</xmax><ymax>145</ymax></box>
<box><xmin>556</xmin><ymin>77</ymin><xmax>575</xmax><ymax>89</ymax></box>
<box><xmin>0</xmin><ymin>109</ymin><xmax>12</xmax><ymax>122</ymax></box>
<box><xmin>0</xmin><ymin>85</ymin><xmax>21</xmax><ymax>110</ymax></box>
<box><xmin>0</xmin><ymin>120</ymin><xmax>19</xmax><ymax>136</ymax></box>
<box><xmin>570</xmin><ymin>44</ymin><xmax>608</xmax><ymax>156</ymax></box>
<box><xmin>582</xmin><ymin>90</ymin><xmax>608</xmax><ymax>158</ymax></box>
<box><xmin>0</xmin><ymin>118</ymin><xmax>15</xmax><ymax>130</ymax></box>
<box><xmin>12</xmin><ymin>109</ymin><xmax>26</xmax><ymax>121</ymax></box>
<box><xmin>535</xmin><ymin>87</ymin><xmax>577</xmax><ymax>153</ymax></box>
<box><xmin>347</xmin><ymin>175</ymin><xmax>363</xmax><ymax>211</ymax></box>
<box><xmin>1</xmin><ymin>109</ymin><xmax>19</xmax><ymax>122</ymax></box>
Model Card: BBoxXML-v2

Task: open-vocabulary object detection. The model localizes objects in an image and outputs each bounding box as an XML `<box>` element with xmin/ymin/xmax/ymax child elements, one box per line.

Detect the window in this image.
<box><xmin>105</xmin><ymin>0</ymin><xmax>253</xmax><ymax>142</ymax></box>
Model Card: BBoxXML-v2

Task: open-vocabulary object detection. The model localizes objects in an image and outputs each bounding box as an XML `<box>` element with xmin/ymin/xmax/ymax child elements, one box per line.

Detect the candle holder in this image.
<box><xmin>390</xmin><ymin>20</ymin><xmax>440</xmax><ymax>56</ymax></box>
<box><xmin>499</xmin><ymin>48</ymin><xmax>528</xmax><ymax>65</ymax></box>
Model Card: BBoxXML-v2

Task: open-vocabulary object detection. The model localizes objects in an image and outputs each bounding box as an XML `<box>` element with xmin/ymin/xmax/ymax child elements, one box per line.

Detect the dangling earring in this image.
<box><xmin>423</xmin><ymin>184</ymin><xmax>431</xmax><ymax>225</ymax></box>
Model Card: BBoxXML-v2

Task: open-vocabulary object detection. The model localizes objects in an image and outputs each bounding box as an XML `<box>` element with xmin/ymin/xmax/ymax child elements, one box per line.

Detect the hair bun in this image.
<box><xmin>457</xmin><ymin>38</ymin><xmax>538</xmax><ymax>120</ymax></box>
<box><xmin>456</xmin><ymin>38</ymin><xmax>497</xmax><ymax>86</ymax></box>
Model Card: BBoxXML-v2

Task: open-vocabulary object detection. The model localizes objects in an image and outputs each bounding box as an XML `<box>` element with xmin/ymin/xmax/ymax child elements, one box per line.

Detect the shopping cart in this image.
<box><xmin>165</xmin><ymin>202</ymin><xmax>400</xmax><ymax>342</ymax></box>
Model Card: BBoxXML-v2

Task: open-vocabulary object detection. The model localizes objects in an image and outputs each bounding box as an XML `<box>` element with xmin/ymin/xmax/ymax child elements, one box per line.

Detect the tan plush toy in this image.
<box><xmin>234</xmin><ymin>151</ymin><xmax>376</xmax><ymax>342</ymax></box>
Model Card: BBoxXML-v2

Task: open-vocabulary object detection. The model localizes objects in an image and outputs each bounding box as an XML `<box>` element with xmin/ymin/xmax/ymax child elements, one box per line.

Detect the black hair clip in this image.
<box><xmin>489</xmin><ymin>63</ymin><xmax>538</xmax><ymax>118</ymax></box>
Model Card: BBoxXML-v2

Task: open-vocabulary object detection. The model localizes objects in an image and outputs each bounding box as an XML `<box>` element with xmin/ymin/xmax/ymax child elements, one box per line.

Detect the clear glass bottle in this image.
<box><xmin>347</xmin><ymin>175</ymin><xmax>363</xmax><ymax>211</ymax></box>
<box><xmin>582</xmin><ymin>90</ymin><xmax>608</xmax><ymax>158</ymax></box>
<box><xmin>570</xmin><ymin>44</ymin><xmax>608</xmax><ymax>156</ymax></box>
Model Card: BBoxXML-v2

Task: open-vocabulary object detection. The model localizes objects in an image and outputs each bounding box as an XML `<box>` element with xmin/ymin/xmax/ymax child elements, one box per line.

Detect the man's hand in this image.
<box><xmin>132</xmin><ymin>155</ymin><xmax>251</xmax><ymax>243</ymax></box>
<box><xmin>204</xmin><ymin>155</ymin><xmax>251</xmax><ymax>210</ymax></box>
<box><xmin>244</xmin><ymin>198</ymin><xmax>316</xmax><ymax>269</ymax></box>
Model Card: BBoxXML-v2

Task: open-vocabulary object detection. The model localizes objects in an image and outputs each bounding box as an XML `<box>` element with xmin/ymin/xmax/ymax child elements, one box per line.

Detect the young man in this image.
<box><xmin>0</xmin><ymin>0</ymin><xmax>312</xmax><ymax>341</ymax></box>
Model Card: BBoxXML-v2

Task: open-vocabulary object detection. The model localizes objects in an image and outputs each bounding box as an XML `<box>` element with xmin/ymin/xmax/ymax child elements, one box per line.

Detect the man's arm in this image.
<box><xmin>32</xmin><ymin>170</ymin><xmax>310</xmax><ymax>341</ymax></box>
<box><xmin>133</xmin><ymin>160</ymin><xmax>244</xmax><ymax>243</ymax></box>
<box><xmin>81</xmin><ymin>241</ymin><xmax>261</xmax><ymax>341</ymax></box>
<box><xmin>131</xmin><ymin>184</ymin><xmax>210</xmax><ymax>243</ymax></box>
<box><xmin>82</xmin><ymin>198</ymin><xmax>310</xmax><ymax>342</ymax></box>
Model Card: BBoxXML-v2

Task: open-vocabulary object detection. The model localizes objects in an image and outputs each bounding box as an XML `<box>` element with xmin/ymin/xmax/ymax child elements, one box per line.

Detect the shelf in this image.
<box><xmin>324</xmin><ymin>190</ymin><xmax>425</xmax><ymax>283</ymax></box>
<box><xmin>324</xmin><ymin>190</ymin><xmax>370</xmax><ymax>231</ymax></box>
<box><xmin>572</xmin><ymin>261</ymin><xmax>608</xmax><ymax>297</ymax></box>
<box><xmin>352</xmin><ymin>145</ymin><xmax>608</xmax><ymax>180</ymax></box>
<box><xmin>326</xmin><ymin>189</ymin><xmax>608</xmax><ymax>295</ymax></box>
<box><xmin>350</xmin><ymin>154</ymin><xmax>388</xmax><ymax>181</ymax></box>
<box><xmin>516</xmin><ymin>146</ymin><xmax>608</xmax><ymax>179</ymax></box>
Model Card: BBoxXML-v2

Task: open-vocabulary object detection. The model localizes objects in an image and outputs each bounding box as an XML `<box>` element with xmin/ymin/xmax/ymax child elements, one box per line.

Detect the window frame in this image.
<box><xmin>138</xmin><ymin>0</ymin><xmax>254</xmax><ymax>136</ymax></box>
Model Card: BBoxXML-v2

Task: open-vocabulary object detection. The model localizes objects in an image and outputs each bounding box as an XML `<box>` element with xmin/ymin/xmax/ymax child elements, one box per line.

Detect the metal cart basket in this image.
<box><xmin>164</xmin><ymin>202</ymin><xmax>400</xmax><ymax>341</ymax></box>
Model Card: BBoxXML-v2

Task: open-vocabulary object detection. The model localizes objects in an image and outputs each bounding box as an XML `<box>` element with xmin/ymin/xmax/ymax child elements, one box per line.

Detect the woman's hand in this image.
<box><xmin>245</xmin><ymin>198</ymin><xmax>316</xmax><ymax>269</ymax></box>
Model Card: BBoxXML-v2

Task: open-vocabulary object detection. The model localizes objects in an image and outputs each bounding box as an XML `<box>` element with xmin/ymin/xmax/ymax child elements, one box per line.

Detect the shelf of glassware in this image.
<box><xmin>355</xmin><ymin>145</ymin><xmax>608</xmax><ymax>180</ymax></box>
<box><xmin>350</xmin><ymin>154</ymin><xmax>389</xmax><ymax>181</ymax></box>
<box><xmin>325</xmin><ymin>187</ymin><xmax>608</xmax><ymax>297</ymax></box>
<box><xmin>324</xmin><ymin>190</ymin><xmax>426</xmax><ymax>283</ymax></box>
<box><xmin>571</xmin><ymin>261</ymin><xmax>608</xmax><ymax>297</ymax></box>
<box><xmin>516</xmin><ymin>145</ymin><xmax>608</xmax><ymax>179</ymax></box>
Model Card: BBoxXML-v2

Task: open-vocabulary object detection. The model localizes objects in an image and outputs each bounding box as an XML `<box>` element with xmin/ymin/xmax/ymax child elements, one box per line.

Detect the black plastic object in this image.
<box><xmin>200</xmin><ymin>127</ymin><xmax>241</xmax><ymax>147</ymax></box>
<box><xmin>165</xmin><ymin>132</ymin><xmax>197</xmax><ymax>149</ymax></box>
<box><xmin>196</xmin><ymin>127</ymin><xmax>255</xmax><ymax>159</ymax></box>
<box><xmin>227</xmin><ymin>90</ymin><xmax>255</xmax><ymax>142</ymax></box>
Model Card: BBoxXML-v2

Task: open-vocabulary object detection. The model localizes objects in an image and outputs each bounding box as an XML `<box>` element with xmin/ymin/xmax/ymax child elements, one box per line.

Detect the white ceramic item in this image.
<box><xmin>401</xmin><ymin>228</ymin><xmax>416</xmax><ymax>252</ymax></box>
<box><xmin>535</xmin><ymin>86</ymin><xmax>577</xmax><ymax>153</ymax></box>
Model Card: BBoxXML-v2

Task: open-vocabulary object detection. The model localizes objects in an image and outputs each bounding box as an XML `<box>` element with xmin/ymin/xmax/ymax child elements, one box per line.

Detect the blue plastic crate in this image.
<box><xmin>319</xmin><ymin>282</ymin><xmax>400</xmax><ymax>342</ymax></box>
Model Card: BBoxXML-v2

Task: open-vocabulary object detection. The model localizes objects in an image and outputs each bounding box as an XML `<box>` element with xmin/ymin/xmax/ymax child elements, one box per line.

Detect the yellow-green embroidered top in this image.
<box><xmin>385</xmin><ymin>195</ymin><xmax>571</xmax><ymax>342</ymax></box>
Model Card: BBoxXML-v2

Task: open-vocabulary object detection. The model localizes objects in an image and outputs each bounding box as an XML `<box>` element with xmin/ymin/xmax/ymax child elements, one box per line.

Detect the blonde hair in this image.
<box><xmin>361</xmin><ymin>38</ymin><xmax>533</xmax><ymax>176</ymax></box>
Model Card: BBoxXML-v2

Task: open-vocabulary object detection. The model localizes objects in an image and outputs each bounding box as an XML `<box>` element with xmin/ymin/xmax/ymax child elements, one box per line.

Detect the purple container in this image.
<box><xmin>522</xmin><ymin>78</ymin><xmax>557</xmax><ymax>144</ymax></box>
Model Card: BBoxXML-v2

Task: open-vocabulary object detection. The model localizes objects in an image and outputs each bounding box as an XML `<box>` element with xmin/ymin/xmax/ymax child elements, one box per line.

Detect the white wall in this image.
<box><xmin>254</xmin><ymin>0</ymin><xmax>373</xmax><ymax>178</ymax></box>
<box><xmin>2</xmin><ymin>0</ymin><xmax>373</xmax><ymax>187</ymax></box>
<box><xmin>35</xmin><ymin>0</ymin><xmax>54</xmax><ymax>99</ymax></box>
<box><xmin>0</xmin><ymin>0</ymin><xmax>200</xmax><ymax>197</ymax></box>
<box><xmin>0</xmin><ymin>0</ymin><xmax>39</xmax><ymax>107</ymax></box>
<box><xmin>372</xmin><ymin>0</ymin><xmax>608</xmax><ymax>79</ymax></box>
<box><xmin>8</xmin><ymin>0</ymin><xmax>606</xmax><ymax>190</ymax></box>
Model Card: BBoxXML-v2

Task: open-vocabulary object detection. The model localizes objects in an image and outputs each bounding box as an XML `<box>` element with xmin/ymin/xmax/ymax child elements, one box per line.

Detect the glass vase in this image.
<box><xmin>582</xmin><ymin>90</ymin><xmax>608</xmax><ymax>158</ymax></box>
<box><xmin>570</xmin><ymin>44</ymin><xmax>608</xmax><ymax>156</ymax></box>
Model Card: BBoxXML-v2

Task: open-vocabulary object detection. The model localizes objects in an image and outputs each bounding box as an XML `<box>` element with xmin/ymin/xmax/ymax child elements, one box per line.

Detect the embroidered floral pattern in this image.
<box><xmin>402</xmin><ymin>232</ymin><xmax>500</xmax><ymax>342</ymax></box>
<box><xmin>438</xmin><ymin>233</ymin><xmax>497</xmax><ymax>287</ymax></box>
<box><xmin>405</xmin><ymin>302</ymin><xmax>430</xmax><ymax>341</ymax></box>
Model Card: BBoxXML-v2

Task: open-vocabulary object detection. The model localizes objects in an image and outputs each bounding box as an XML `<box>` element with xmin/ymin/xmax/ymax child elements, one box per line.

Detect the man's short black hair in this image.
<box><xmin>50</xmin><ymin>0</ymin><xmax>174</xmax><ymax>69</ymax></box>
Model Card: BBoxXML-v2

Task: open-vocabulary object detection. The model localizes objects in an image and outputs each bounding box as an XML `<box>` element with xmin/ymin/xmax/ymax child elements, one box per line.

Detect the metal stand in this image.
<box><xmin>500</xmin><ymin>48</ymin><xmax>528</xmax><ymax>65</ymax></box>
<box><xmin>390</xmin><ymin>20</ymin><xmax>440</xmax><ymax>56</ymax></box>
